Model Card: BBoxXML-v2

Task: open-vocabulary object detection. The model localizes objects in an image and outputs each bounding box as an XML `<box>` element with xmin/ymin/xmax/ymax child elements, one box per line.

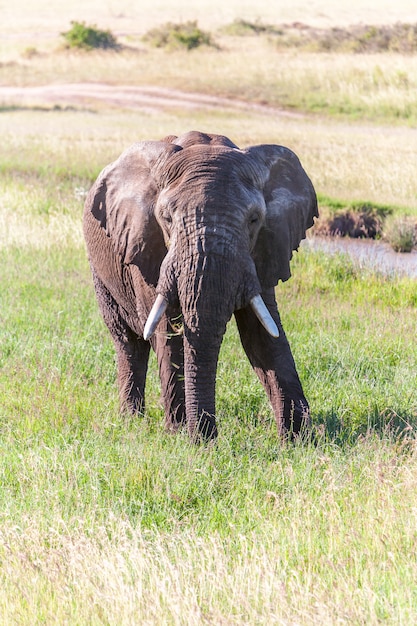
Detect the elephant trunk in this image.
<box><xmin>182</xmin><ymin>331</ymin><xmax>220</xmax><ymax>440</ymax></box>
<box><xmin>177</xmin><ymin>248</ymin><xmax>256</xmax><ymax>440</ymax></box>
<box><xmin>145</xmin><ymin>229</ymin><xmax>277</xmax><ymax>440</ymax></box>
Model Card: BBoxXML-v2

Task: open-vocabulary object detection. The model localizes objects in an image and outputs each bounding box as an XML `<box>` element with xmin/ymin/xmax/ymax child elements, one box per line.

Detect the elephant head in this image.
<box><xmin>84</xmin><ymin>131</ymin><xmax>318</xmax><ymax>440</ymax></box>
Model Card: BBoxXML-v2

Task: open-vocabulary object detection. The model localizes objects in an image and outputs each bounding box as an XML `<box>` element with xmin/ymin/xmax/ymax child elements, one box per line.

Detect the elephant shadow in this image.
<box><xmin>311</xmin><ymin>408</ymin><xmax>416</xmax><ymax>446</ymax></box>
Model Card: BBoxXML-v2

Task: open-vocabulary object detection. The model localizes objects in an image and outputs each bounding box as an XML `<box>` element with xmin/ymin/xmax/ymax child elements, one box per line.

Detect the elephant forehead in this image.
<box><xmin>158</xmin><ymin>176</ymin><xmax>264</xmax><ymax>219</ymax></box>
<box><xmin>163</xmin><ymin>145</ymin><xmax>246</xmax><ymax>182</ymax></box>
<box><xmin>161</xmin><ymin>149</ymin><xmax>264</xmax><ymax>206</ymax></box>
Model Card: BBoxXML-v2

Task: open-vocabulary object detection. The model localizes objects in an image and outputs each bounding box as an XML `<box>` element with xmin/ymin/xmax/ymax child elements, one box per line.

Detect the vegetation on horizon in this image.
<box><xmin>1</xmin><ymin>18</ymin><xmax>417</xmax><ymax>127</ymax></box>
<box><xmin>221</xmin><ymin>19</ymin><xmax>417</xmax><ymax>54</ymax></box>
<box><xmin>142</xmin><ymin>20</ymin><xmax>214</xmax><ymax>50</ymax></box>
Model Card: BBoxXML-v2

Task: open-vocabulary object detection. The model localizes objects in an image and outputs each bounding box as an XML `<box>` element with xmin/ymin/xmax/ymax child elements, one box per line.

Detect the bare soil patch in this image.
<box><xmin>0</xmin><ymin>82</ymin><xmax>303</xmax><ymax>116</ymax></box>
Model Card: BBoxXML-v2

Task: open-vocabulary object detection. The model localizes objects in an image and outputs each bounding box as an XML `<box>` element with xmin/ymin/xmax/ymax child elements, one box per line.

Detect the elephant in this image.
<box><xmin>83</xmin><ymin>130</ymin><xmax>318</xmax><ymax>441</ymax></box>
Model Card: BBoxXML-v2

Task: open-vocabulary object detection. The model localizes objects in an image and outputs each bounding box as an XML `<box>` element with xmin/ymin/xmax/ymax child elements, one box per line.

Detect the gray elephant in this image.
<box><xmin>83</xmin><ymin>131</ymin><xmax>318</xmax><ymax>441</ymax></box>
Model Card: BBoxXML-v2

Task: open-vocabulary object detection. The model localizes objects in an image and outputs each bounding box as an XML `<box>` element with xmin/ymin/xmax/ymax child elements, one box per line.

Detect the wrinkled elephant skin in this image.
<box><xmin>83</xmin><ymin>131</ymin><xmax>318</xmax><ymax>441</ymax></box>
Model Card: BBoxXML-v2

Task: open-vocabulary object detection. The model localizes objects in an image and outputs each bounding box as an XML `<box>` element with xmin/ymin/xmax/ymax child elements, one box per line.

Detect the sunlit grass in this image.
<box><xmin>2</xmin><ymin>41</ymin><xmax>417</xmax><ymax>126</ymax></box>
<box><xmin>0</xmin><ymin>175</ymin><xmax>85</xmax><ymax>249</ymax></box>
<box><xmin>1</xmin><ymin>106</ymin><xmax>417</xmax><ymax>213</ymax></box>
<box><xmin>1</xmin><ymin>3</ymin><xmax>417</xmax><ymax>621</ymax></box>
<box><xmin>1</xmin><ymin>139</ymin><xmax>417</xmax><ymax>626</ymax></box>
<box><xmin>1</xmin><ymin>238</ymin><xmax>417</xmax><ymax>624</ymax></box>
<box><xmin>1</xmin><ymin>436</ymin><xmax>417</xmax><ymax>625</ymax></box>
<box><xmin>383</xmin><ymin>215</ymin><xmax>417</xmax><ymax>252</ymax></box>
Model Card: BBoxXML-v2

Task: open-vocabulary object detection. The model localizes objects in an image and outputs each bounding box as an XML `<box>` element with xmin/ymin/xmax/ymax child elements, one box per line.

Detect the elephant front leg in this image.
<box><xmin>151</xmin><ymin>322</ymin><xmax>186</xmax><ymax>432</ymax></box>
<box><xmin>92</xmin><ymin>269</ymin><xmax>150</xmax><ymax>415</ymax></box>
<box><xmin>234</xmin><ymin>289</ymin><xmax>310</xmax><ymax>436</ymax></box>
<box><xmin>116</xmin><ymin>332</ymin><xmax>151</xmax><ymax>415</ymax></box>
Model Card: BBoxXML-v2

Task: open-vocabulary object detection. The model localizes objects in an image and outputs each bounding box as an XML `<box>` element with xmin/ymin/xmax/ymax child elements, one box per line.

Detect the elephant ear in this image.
<box><xmin>247</xmin><ymin>144</ymin><xmax>318</xmax><ymax>288</ymax></box>
<box><xmin>87</xmin><ymin>140</ymin><xmax>181</xmax><ymax>286</ymax></box>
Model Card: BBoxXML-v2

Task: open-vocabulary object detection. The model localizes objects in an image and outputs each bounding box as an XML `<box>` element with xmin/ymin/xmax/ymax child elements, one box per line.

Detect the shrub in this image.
<box><xmin>142</xmin><ymin>21</ymin><xmax>214</xmax><ymax>50</ymax></box>
<box><xmin>61</xmin><ymin>21</ymin><xmax>118</xmax><ymax>51</ymax></box>
<box><xmin>271</xmin><ymin>22</ymin><xmax>417</xmax><ymax>54</ymax></box>
<box><xmin>22</xmin><ymin>46</ymin><xmax>39</xmax><ymax>59</ymax></box>
<box><xmin>314</xmin><ymin>200</ymin><xmax>391</xmax><ymax>239</ymax></box>
<box><xmin>383</xmin><ymin>216</ymin><xmax>417</xmax><ymax>252</ymax></box>
<box><xmin>220</xmin><ymin>19</ymin><xmax>281</xmax><ymax>37</ymax></box>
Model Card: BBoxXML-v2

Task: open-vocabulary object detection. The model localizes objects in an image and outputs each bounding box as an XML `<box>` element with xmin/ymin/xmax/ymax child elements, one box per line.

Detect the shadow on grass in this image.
<box><xmin>218</xmin><ymin>394</ymin><xmax>416</xmax><ymax>451</ymax></box>
<box><xmin>312</xmin><ymin>408</ymin><xmax>417</xmax><ymax>447</ymax></box>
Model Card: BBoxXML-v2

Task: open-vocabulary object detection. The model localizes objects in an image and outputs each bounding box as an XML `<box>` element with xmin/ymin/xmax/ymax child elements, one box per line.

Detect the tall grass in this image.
<box><xmin>1</xmin><ymin>436</ymin><xmax>417</xmax><ymax>624</ymax></box>
<box><xmin>1</xmin><ymin>3</ymin><xmax>417</xmax><ymax>619</ymax></box>
<box><xmin>1</xmin><ymin>128</ymin><xmax>417</xmax><ymax>620</ymax></box>
<box><xmin>1</xmin><ymin>104</ymin><xmax>417</xmax><ymax>211</ymax></box>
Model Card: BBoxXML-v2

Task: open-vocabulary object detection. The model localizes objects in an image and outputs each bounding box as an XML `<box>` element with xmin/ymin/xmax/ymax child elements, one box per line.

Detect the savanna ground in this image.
<box><xmin>1</xmin><ymin>1</ymin><xmax>417</xmax><ymax>623</ymax></box>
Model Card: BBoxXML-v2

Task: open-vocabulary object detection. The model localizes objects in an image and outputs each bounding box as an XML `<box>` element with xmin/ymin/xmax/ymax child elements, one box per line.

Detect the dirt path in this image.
<box><xmin>3</xmin><ymin>82</ymin><xmax>416</xmax><ymax>141</ymax></box>
<box><xmin>0</xmin><ymin>82</ymin><xmax>304</xmax><ymax>116</ymax></box>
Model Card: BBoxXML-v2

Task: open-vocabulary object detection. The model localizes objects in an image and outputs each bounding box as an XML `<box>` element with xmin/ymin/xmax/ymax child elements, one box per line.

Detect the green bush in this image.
<box><xmin>61</xmin><ymin>21</ymin><xmax>119</xmax><ymax>51</ymax></box>
<box><xmin>383</xmin><ymin>216</ymin><xmax>417</xmax><ymax>252</ymax></box>
<box><xmin>142</xmin><ymin>21</ymin><xmax>214</xmax><ymax>50</ymax></box>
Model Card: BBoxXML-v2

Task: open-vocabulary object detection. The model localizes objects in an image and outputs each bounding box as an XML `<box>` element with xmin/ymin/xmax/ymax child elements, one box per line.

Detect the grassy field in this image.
<box><xmin>1</xmin><ymin>1</ymin><xmax>417</xmax><ymax>623</ymax></box>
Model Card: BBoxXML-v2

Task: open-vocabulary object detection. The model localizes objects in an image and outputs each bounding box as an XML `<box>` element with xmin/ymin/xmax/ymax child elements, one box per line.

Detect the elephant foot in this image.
<box><xmin>276</xmin><ymin>398</ymin><xmax>311</xmax><ymax>440</ymax></box>
<box><xmin>120</xmin><ymin>395</ymin><xmax>145</xmax><ymax>416</ymax></box>
<box><xmin>188</xmin><ymin>411</ymin><xmax>218</xmax><ymax>443</ymax></box>
<box><xmin>164</xmin><ymin>406</ymin><xmax>186</xmax><ymax>433</ymax></box>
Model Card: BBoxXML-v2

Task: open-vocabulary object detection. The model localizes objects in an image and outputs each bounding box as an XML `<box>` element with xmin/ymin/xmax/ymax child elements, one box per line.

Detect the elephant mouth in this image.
<box><xmin>143</xmin><ymin>292</ymin><xmax>278</xmax><ymax>340</ymax></box>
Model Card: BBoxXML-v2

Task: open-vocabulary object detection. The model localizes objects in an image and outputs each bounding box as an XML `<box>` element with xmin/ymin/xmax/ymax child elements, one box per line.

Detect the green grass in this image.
<box><xmin>1</xmin><ymin>3</ymin><xmax>417</xmax><ymax>618</ymax></box>
<box><xmin>383</xmin><ymin>215</ymin><xmax>417</xmax><ymax>252</ymax></box>
<box><xmin>2</xmin><ymin>222</ymin><xmax>417</xmax><ymax>609</ymax></box>
<box><xmin>1</xmin><ymin>223</ymin><xmax>417</xmax><ymax>622</ymax></box>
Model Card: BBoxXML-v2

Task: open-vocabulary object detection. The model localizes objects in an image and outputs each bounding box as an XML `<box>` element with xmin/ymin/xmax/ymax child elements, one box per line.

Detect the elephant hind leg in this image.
<box><xmin>91</xmin><ymin>269</ymin><xmax>150</xmax><ymax>415</ymax></box>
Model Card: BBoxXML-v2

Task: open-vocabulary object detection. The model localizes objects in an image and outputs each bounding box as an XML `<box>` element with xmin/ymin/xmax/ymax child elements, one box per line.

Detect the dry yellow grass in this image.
<box><xmin>2</xmin><ymin>0</ymin><xmax>417</xmax><ymax>35</ymax></box>
<box><xmin>1</xmin><ymin>0</ymin><xmax>417</xmax><ymax>58</ymax></box>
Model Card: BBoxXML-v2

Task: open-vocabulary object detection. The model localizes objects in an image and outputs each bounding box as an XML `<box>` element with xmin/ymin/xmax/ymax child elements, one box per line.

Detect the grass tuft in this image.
<box><xmin>220</xmin><ymin>19</ymin><xmax>281</xmax><ymax>37</ymax></box>
<box><xmin>383</xmin><ymin>215</ymin><xmax>417</xmax><ymax>251</ymax></box>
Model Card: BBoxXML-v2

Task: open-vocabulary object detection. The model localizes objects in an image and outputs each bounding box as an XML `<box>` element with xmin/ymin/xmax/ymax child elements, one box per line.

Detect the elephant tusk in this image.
<box><xmin>143</xmin><ymin>294</ymin><xmax>168</xmax><ymax>340</ymax></box>
<box><xmin>250</xmin><ymin>295</ymin><xmax>279</xmax><ymax>338</ymax></box>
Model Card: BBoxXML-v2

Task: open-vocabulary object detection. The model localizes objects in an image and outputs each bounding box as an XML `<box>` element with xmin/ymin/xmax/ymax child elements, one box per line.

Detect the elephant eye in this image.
<box><xmin>249</xmin><ymin>212</ymin><xmax>260</xmax><ymax>225</ymax></box>
<box><xmin>161</xmin><ymin>209</ymin><xmax>172</xmax><ymax>225</ymax></box>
